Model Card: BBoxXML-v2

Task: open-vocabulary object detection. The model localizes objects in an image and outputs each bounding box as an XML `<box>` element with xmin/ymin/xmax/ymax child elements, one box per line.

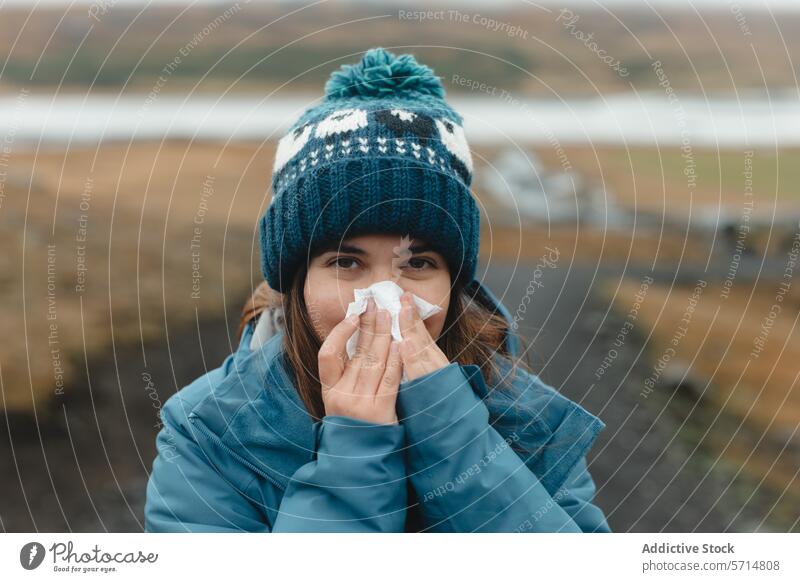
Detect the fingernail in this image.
<box><xmin>367</xmin><ymin>297</ymin><xmax>376</xmax><ymax>312</ymax></box>
<box><xmin>347</xmin><ymin>314</ymin><xmax>359</xmax><ymax>324</ymax></box>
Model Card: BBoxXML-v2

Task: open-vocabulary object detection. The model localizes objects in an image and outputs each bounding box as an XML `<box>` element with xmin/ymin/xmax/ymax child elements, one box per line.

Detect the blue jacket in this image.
<box><xmin>145</xmin><ymin>281</ymin><xmax>610</xmax><ymax>532</ymax></box>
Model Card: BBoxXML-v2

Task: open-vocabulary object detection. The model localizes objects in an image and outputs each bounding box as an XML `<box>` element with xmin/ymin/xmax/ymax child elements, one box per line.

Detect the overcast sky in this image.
<box><xmin>1</xmin><ymin>0</ymin><xmax>799</xmax><ymax>10</ymax></box>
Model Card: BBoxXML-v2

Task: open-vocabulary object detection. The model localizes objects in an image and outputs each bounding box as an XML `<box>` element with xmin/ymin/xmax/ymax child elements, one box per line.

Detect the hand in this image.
<box><xmin>398</xmin><ymin>291</ymin><xmax>450</xmax><ymax>382</ymax></box>
<box><xmin>318</xmin><ymin>298</ymin><xmax>403</xmax><ymax>425</ymax></box>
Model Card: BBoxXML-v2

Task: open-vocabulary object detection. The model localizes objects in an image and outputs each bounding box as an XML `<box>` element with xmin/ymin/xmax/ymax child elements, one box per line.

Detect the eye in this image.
<box><xmin>328</xmin><ymin>257</ymin><xmax>360</xmax><ymax>270</ymax></box>
<box><xmin>403</xmin><ymin>257</ymin><xmax>435</xmax><ymax>270</ymax></box>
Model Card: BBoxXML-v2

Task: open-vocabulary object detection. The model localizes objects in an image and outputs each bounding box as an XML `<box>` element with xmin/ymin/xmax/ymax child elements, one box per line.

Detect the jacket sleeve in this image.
<box><xmin>271</xmin><ymin>415</ymin><xmax>407</xmax><ymax>532</ymax></box>
<box><xmin>396</xmin><ymin>362</ymin><xmax>610</xmax><ymax>532</ymax></box>
<box><xmin>547</xmin><ymin>454</ymin><xmax>610</xmax><ymax>533</ymax></box>
<box><xmin>145</xmin><ymin>394</ymin><xmax>408</xmax><ymax>532</ymax></box>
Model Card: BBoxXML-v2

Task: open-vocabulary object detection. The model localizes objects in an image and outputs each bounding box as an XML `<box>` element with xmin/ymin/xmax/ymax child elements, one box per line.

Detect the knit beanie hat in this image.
<box><xmin>259</xmin><ymin>47</ymin><xmax>479</xmax><ymax>293</ymax></box>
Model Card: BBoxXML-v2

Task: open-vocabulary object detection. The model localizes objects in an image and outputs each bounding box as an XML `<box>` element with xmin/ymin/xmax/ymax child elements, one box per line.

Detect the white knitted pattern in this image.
<box><xmin>269</xmin><ymin>108</ymin><xmax>473</xmax><ymax>209</ymax></box>
<box><xmin>272</xmin><ymin>107</ymin><xmax>472</xmax><ymax>178</ymax></box>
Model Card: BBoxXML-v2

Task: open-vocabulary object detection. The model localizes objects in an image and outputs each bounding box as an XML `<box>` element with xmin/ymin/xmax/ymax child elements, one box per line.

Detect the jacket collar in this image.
<box><xmin>188</xmin><ymin>279</ymin><xmax>605</xmax><ymax>497</ymax></box>
<box><xmin>189</xmin><ymin>328</ymin><xmax>313</xmax><ymax>492</ymax></box>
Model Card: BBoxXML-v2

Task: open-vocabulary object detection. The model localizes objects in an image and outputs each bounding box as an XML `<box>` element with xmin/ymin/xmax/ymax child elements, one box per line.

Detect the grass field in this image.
<box><xmin>603</xmin><ymin>276</ymin><xmax>800</xmax><ymax>508</ymax></box>
<box><xmin>534</xmin><ymin>145</ymin><xmax>800</xmax><ymax>213</ymax></box>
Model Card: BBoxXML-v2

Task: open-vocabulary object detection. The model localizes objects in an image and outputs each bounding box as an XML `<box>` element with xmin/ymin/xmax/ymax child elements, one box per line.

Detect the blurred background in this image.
<box><xmin>0</xmin><ymin>0</ymin><xmax>798</xmax><ymax>532</ymax></box>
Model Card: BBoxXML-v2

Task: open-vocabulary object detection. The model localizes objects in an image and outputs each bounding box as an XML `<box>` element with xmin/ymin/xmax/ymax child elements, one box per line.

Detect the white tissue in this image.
<box><xmin>344</xmin><ymin>280</ymin><xmax>442</xmax><ymax>361</ymax></box>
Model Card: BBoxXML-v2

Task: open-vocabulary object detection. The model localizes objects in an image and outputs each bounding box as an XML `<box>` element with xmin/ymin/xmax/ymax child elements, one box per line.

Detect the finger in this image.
<box><xmin>399</xmin><ymin>291</ymin><xmax>428</xmax><ymax>359</ymax></box>
<box><xmin>398</xmin><ymin>291</ymin><xmax>417</xmax><ymax>341</ymax></box>
<box><xmin>358</xmin><ymin>309</ymin><xmax>393</xmax><ymax>395</ymax></box>
<box><xmin>377</xmin><ymin>340</ymin><xmax>402</xmax><ymax>398</ymax></box>
<box><xmin>407</xmin><ymin>292</ymin><xmax>431</xmax><ymax>336</ymax></box>
<box><xmin>398</xmin><ymin>336</ymin><xmax>421</xmax><ymax>372</ymax></box>
<box><xmin>356</xmin><ymin>296</ymin><xmax>378</xmax><ymax>357</ymax></box>
<box><xmin>341</xmin><ymin>297</ymin><xmax>378</xmax><ymax>385</ymax></box>
<box><xmin>318</xmin><ymin>314</ymin><xmax>360</xmax><ymax>390</ymax></box>
<box><xmin>404</xmin><ymin>291</ymin><xmax>437</xmax><ymax>346</ymax></box>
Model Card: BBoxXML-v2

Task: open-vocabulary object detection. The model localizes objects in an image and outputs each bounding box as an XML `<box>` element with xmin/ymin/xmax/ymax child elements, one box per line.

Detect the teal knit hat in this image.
<box><xmin>260</xmin><ymin>47</ymin><xmax>479</xmax><ymax>292</ymax></box>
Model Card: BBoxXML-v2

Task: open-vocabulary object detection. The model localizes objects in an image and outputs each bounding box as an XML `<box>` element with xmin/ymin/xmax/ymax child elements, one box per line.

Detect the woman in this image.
<box><xmin>144</xmin><ymin>47</ymin><xmax>610</xmax><ymax>533</ymax></box>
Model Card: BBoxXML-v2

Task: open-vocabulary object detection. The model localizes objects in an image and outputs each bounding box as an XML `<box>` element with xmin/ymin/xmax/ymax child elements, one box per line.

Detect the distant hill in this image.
<box><xmin>0</xmin><ymin>2</ymin><xmax>798</xmax><ymax>96</ymax></box>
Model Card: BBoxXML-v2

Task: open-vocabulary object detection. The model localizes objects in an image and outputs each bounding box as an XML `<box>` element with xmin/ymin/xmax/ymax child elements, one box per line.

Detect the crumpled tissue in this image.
<box><xmin>344</xmin><ymin>280</ymin><xmax>442</xmax><ymax>363</ymax></box>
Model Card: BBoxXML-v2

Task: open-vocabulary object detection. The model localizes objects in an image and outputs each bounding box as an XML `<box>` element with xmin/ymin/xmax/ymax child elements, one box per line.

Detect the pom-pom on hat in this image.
<box><xmin>260</xmin><ymin>47</ymin><xmax>479</xmax><ymax>292</ymax></box>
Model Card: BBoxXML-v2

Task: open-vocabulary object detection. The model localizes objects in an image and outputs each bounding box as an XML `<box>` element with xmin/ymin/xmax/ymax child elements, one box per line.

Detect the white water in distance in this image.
<box><xmin>1</xmin><ymin>91</ymin><xmax>797</xmax><ymax>148</ymax></box>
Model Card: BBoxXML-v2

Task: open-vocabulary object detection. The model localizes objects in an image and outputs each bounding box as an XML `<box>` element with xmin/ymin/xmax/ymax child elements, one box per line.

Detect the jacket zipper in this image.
<box><xmin>189</xmin><ymin>414</ymin><xmax>287</xmax><ymax>492</ymax></box>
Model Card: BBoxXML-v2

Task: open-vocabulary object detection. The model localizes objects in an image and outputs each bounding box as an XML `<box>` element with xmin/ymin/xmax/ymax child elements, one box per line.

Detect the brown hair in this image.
<box><xmin>238</xmin><ymin>264</ymin><xmax>533</xmax><ymax>422</ymax></box>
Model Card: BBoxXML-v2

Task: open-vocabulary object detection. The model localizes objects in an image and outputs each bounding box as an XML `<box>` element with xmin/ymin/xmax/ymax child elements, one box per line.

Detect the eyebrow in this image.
<box><xmin>407</xmin><ymin>244</ymin><xmax>434</xmax><ymax>254</ymax></box>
